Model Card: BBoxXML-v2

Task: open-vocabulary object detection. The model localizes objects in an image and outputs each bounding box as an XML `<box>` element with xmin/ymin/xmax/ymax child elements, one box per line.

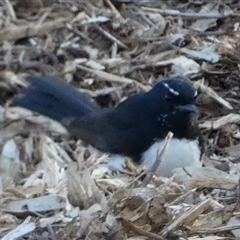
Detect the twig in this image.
<box><xmin>229</xmin><ymin>178</ymin><xmax>240</xmax><ymax>218</ymax></box>
<box><xmin>104</xmin><ymin>0</ymin><xmax>125</xmax><ymax>21</ymax></box>
<box><xmin>161</xmin><ymin>198</ymin><xmax>212</xmax><ymax>237</ymax></box>
<box><xmin>194</xmin><ymin>30</ymin><xmax>229</xmax><ymax>36</ymax></box>
<box><xmin>126</xmin><ymin>167</ymin><xmax>149</xmax><ymax>189</ymax></box>
<box><xmin>170</xmin><ymin>188</ymin><xmax>197</xmax><ymax>205</ymax></box>
<box><xmin>94</xmin><ymin>24</ymin><xmax>128</xmax><ymax>49</ymax></box>
<box><xmin>141</xmin><ymin>132</ymin><xmax>173</xmax><ymax>187</ymax></box>
<box><xmin>46</xmin><ymin>223</ymin><xmax>57</xmax><ymax>240</ymax></box>
<box><xmin>194</xmin><ymin>82</ymin><xmax>233</xmax><ymax>110</ymax></box>
<box><xmin>200</xmin><ymin>114</ymin><xmax>240</xmax><ymax>130</ymax></box>
<box><xmin>186</xmin><ymin>223</ymin><xmax>240</xmax><ymax>234</ymax></box>
<box><xmin>66</xmin><ymin>23</ymin><xmax>97</xmax><ymax>47</ymax></box>
<box><xmin>121</xmin><ymin>218</ymin><xmax>167</xmax><ymax>240</ymax></box>
<box><xmin>77</xmin><ymin>65</ymin><xmax>148</xmax><ymax>90</ymax></box>
<box><xmin>0</xmin><ymin>16</ymin><xmax>73</xmax><ymax>42</ymax></box>
<box><xmin>141</xmin><ymin>7</ymin><xmax>237</xmax><ymax>19</ymax></box>
<box><xmin>5</xmin><ymin>0</ymin><xmax>16</xmax><ymax>21</ymax></box>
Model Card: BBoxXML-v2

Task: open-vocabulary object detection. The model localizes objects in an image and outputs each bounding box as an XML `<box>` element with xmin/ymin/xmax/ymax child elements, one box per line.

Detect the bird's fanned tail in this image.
<box><xmin>13</xmin><ymin>76</ymin><xmax>101</xmax><ymax>122</ymax></box>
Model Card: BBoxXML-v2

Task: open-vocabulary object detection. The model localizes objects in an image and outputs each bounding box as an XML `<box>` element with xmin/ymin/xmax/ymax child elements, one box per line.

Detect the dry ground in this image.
<box><xmin>0</xmin><ymin>0</ymin><xmax>240</xmax><ymax>239</ymax></box>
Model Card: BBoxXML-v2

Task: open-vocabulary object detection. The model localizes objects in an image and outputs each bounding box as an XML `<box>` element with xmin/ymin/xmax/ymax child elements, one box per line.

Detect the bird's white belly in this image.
<box><xmin>141</xmin><ymin>138</ymin><xmax>202</xmax><ymax>177</ymax></box>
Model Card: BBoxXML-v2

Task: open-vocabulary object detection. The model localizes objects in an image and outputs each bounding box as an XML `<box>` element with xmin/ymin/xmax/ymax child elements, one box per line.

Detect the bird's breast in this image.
<box><xmin>141</xmin><ymin>138</ymin><xmax>202</xmax><ymax>177</ymax></box>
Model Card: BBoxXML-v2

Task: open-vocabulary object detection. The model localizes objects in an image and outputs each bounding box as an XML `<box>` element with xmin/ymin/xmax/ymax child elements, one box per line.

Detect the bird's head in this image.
<box><xmin>162</xmin><ymin>78</ymin><xmax>197</xmax><ymax>114</ymax></box>
<box><xmin>148</xmin><ymin>78</ymin><xmax>199</xmax><ymax>136</ymax></box>
<box><xmin>150</xmin><ymin>78</ymin><xmax>198</xmax><ymax>115</ymax></box>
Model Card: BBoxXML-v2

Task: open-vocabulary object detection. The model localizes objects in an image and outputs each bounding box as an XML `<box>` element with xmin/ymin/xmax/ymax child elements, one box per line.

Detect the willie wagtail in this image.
<box><xmin>14</xmin><ymin>76</ymin><xmax>204</xmax><ymax>177</ymax></box>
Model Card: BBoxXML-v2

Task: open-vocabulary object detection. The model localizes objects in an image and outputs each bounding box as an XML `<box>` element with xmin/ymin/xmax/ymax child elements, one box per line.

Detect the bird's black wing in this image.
<box><xmin>62</xmin><ymin>93</ymin><xmax>159</xmax><ymax>157</ymax></box>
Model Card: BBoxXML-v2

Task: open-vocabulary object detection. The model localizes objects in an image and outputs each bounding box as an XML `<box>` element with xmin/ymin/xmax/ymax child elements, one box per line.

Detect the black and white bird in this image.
<box><xmin>14</xmin><ymin>76</ymin><xmax>204</xmax><ymax>177</ymax></box>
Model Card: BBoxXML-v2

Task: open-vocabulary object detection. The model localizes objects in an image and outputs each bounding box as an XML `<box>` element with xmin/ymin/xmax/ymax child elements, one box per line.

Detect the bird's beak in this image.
<box><xmin>177</xmin><ymin>104</ymin><xmax>198</xmax><ymax>113</ymax></box>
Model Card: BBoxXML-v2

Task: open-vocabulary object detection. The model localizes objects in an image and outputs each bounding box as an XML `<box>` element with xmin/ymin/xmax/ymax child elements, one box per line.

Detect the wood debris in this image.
<box><xmin>0</xmin><ymin>0</ymin><xmax>240</xmax><ymax>239</ymax></box>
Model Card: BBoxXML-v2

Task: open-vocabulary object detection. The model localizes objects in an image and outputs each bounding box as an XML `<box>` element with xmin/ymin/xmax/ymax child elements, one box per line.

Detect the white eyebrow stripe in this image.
<box><xmin>163</xmin><ymin>83</ymin><xmax>179</xmax><ymax>96</ymax></box>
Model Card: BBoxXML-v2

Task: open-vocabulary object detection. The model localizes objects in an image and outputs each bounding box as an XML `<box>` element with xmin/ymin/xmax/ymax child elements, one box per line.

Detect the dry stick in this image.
<box><xmin>194</xmin><ymin>82</ymin><xmax>233</xmax><ymax>110</ymax></box>
<box><xmin>161</xmin><ymin>198</ymin><xmax>212</xmax><ymax>237</ymax></box>
<box><xmin>0</xmin><ymin>16</ymin><xmax>73</xmax><ymax>42</ymax></box>
<box><xmin>141</xmin><ymin>7</ymin><xmax>237</xmax><ymax>19</ymax></box>
<box><xmin>228</xmin><ymin>178</ymin><xmax>240</xmax><ymax>220</ymax></box>
<box><xmin>195</xmin><ymin>30</ymin><xmax>229</xmax><ymax>36</ymax></box>
<box><xmin>104</xmin><ymin>0</ymin><xmax>125</xmax><ymax>22</ymax></box>
<box><xmin>199</xmin><ymin>113</ymin><xmax>240</xmax><ymax>130</ymax></box>
<box><xmin>94</xmin><ymin>24</ymin><xmax>128</xmax><ymax>49</ymax></box>
<box><xmin>170</xmin><ymin>188</ymin><xmax>197</xmax><ymax>205</ymax></box>
<box><xmin>5</xmin><ymin>0</ymin><xmax>16</xmax><ymax>21</ymax></box>
<box><xmin>141</xmin><ymin>132</ymin><xmax>173</xmax><ymax>187</ymax></box>
<box><xmin>121</xmin><ymin>218</ymin><xmax>168</xmax><ymax>240</ymax></box>
<box><xmin>77</xmin><ymin>65</ymin><xmax>148</xmax><ymax>90</ymax></box>
<box><xmin>66</xmin><ymin>23</ymin><xmax>97</xmax><ymax>47</ymax></box>
<box><xmin>126</xmin><ymin>165</ymin><xmax>152</xmax><ymax>189</ymax></box>
<box><xmin>186</xmin><ymin>223</ymin><xmax>240</xmax><ymax>234</ymax></box>
<box><xmin>46</xmin><ymin>224</ymin><xmax>57</xmax><ymax>240</ymax></box>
